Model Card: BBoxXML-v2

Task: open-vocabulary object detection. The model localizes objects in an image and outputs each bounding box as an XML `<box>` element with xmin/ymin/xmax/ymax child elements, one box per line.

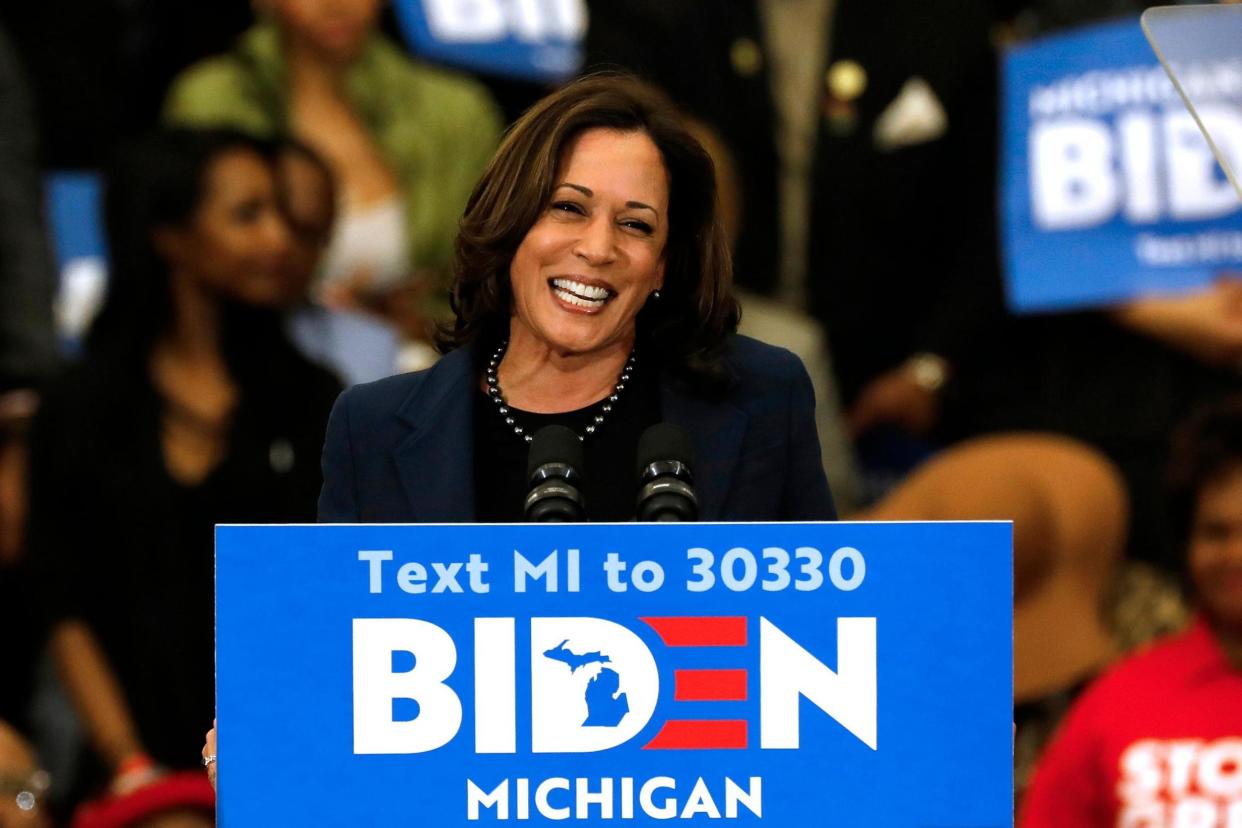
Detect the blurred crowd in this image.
<box><xmin>0</xmin><ymin>0</ymin><xmax>1238</xmax><ymax>825</ymax></box>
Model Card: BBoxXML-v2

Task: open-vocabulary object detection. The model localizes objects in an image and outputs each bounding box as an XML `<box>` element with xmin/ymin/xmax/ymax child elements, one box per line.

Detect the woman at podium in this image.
<box><xmin>317</xmin><ymin>73</ymin><xmax>836</xmax><ymax>524</ymax></box>
<box><xmin>204</xmin><ymin>75</ymin><xmax>837</xmax><ymax>786</ymax></box>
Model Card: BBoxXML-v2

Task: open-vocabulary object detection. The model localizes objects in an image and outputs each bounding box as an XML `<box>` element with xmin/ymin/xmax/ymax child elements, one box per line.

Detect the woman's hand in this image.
<box><xmin>49</xmin><ymin>621</ymin><xmax>163</xmax><ymax>794</ymax></box>
<box><xmin>848</xmin><ymin>370</ymin><xmax>940</xmax><ymax>437</ymax></box>
<box><xmin>848</xmin><ymin>353</ymin><xmax>950</xmax><ymax>438</ymax></box>
<box><xmin>1112</xmin><ymin>277</ymin><xmax>1242</xmax><ymax>367</ymax></box>
<box><xmin>201</xmin><ymin>720</ymin><xmax>217</xmax><ymax>791</ymax></box>
<box><xmin>322</xmin><ymin>269</ymin><xmax>434</xmax><ymax>343</ymax></box>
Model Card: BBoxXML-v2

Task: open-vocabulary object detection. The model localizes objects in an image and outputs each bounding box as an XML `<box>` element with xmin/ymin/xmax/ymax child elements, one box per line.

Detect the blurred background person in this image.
<box><xmin>1019</xmin><ymin>396</ymin><xmax>1242</xmax><ymax>827</ymax></box>
<box><xmin>25</xmin><ymin>128</ymin><xmax>340</xmax><ymax>805</ymax></box>
<box><xmin>275</xmin><ymin>137</ymin><xmax>403</xmax><ymax>387</ymax></box>
<box><xmin>582</xmin><ymin>0</ymin><xmax>999</xmax><ymax>509</ymax></box>
<box><xmin>0</xmin><ymin>22</ymin><xmax>59</xmax><ymax>813</ymax></box>
<box><xmin>164</xmin><ymin>0</ymin><xmax>504</xmax><ymax>358</ymax></box>
<box><xmin>583</xmin><ymin>0</ymin><xmax>999</xmax><ymax>414</ymax></box>
<box><xmin>851</xmin><ymin>428</ymin><xmax>1191</xmax><ymax>797</ymax></box>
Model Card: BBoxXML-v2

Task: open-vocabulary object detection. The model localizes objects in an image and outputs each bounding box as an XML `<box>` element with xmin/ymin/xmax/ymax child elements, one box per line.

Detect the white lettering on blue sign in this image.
<box><xmin>684</xmin><ymin>546</ymin><xmax>862</xmax><ymax>592</ymax></box>
<box><xmin>1031</xmin><ymin>107</ymin><xmax>1242</xmax><ymax>230</ymax></box>
<box><xmin>359</xmin><ymin>550</ymin><xmax>491</xmax><ymax>593</ymax></box>
<box><xmin>514</xmin><ymin>549</ymin><xmax>580</xmax><ymax>593</ymax></box>
<box><xmin>464</xmin><ymin>776</ymin><xmax>763</xmax><ymax>821</ymax></box>
<box><xmin>1003</xmin><ymin>21</ymin><xmax>1242</xmax><ymax>312</ymax></box>
<box><xmin>422</xmin><ymin>0</ymin><xmax>585</xmax><ymax>44</ymax></box>
<box><xmin>350</xmin><ymin>616</ymin><xmax>878</xmax><ymax>755</ymax></box>
<box><xmin>1027</xmin><ymin>61</ymin><xmax>1242</xmax><ymax>119</ymax></box>
<box><xmin>353</xmin><ymin>618</ymin><xmax>463</xmax><ymax>754</ymax></box>
<box><xmin>360</xmin><ymin>546</ymin><xmax>862</xmax><ymax>596</ymax></box>
<box><xmin>760</xmin><ymin>617</ymin><xmax>878</xmax><ymax>750</ymax></box>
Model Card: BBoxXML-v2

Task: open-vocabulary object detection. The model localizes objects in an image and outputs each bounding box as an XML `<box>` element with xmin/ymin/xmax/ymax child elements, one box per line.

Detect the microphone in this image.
<box><xmin>525</xmin><ymin>425</ymin><xmax>586</xmax><ymax>522</ymax></box>
<box><xmin>635</xmin><ymin>424</ymin><xmax>698</xmax><ymax>521</ymax></box>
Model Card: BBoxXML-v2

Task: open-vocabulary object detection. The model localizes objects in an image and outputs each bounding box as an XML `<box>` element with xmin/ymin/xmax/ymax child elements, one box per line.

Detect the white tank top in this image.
<box><xmin>317</xmin><ymin>195</ymin><xmax>410</xmax><ymax>293</ymax></box>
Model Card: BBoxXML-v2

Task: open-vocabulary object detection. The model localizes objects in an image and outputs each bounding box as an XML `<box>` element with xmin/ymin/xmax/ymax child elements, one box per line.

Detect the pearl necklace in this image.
<box><xmin>485</xmin><ymin>340</ymin><xmax>637</xmax><ymax>443</ymax></box>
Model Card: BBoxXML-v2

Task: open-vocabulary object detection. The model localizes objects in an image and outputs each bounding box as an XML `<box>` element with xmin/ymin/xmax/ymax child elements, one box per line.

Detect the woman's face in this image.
<box><xmin>1188</xmin><ymin>466</ymin><xmax>1242</xmax><ymax>631</ymax></box>
<box><xmin>508</xmin><ymin>128</ymin><xmax>669</xmax><ymax>358</ymax></box>
<box><xmin>275</xmin><ymin>150</ymin><xmax>336</xmax><ymax>301</ymax></box>
<box><xmin>158</xmin><ymin>149</ymin><xmax>291</xmax><ymax>307</ymax></box>
<box><xmin>270</xmin><ymin>0</ymin><xmax>381</xmax><ymax>63</ymax></box>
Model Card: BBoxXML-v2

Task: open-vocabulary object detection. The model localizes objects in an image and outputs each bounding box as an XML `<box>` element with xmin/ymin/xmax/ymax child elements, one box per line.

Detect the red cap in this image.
<box><xmin>72</xmin><ymin>771</ymin><xmax>216</xmax><ymax>828</ymax></box>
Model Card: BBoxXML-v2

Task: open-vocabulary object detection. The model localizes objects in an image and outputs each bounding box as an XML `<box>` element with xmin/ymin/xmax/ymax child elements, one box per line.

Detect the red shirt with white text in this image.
<box><xmin>1021</xmin><ymin>617</ymin><xmax>1242</xmax><ymax>828</ymax></box>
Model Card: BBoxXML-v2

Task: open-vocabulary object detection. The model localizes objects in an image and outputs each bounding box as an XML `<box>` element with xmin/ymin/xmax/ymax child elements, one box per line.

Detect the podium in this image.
<box><xmin>215</xmin><ymin>521</ymin><xmax>1012</xmax><ymax>825</ymax></box>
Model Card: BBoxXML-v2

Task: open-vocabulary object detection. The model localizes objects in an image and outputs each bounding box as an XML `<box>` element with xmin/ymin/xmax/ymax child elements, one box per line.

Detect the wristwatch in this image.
<box><xmin>902</xmin><ymin>352</ymin><xmax>950</xmax><ymax>394</ymax></box>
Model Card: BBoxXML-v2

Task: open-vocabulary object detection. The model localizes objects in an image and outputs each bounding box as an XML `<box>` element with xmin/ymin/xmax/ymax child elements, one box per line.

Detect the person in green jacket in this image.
<box><xmin>165</xmin><ymin>0</ymin><xmax>503</xmax><ymax>339</ymax></box>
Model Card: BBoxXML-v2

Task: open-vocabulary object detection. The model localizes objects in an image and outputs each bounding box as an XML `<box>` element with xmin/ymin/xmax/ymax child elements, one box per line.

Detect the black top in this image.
<box><xmin>320</xmin><ymin>333</ymin><xmax>836</xmax><ymax>524</ymax></box>
<box><xmin>26</xmin><ymin>353</ymin><xmax>340</xmax><ymax>771</ymax></box>
<box><xmin>473</xmin><ymin>354</ymin><xmax>662</xmax><ymax>522</ymax></box>
<box><xmin>0</xmin><ymin>561</ymin><xmax>39</xmax><ymax>730</ymax></box>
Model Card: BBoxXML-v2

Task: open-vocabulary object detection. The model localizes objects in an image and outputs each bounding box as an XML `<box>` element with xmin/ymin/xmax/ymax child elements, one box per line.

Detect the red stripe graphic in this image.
<box><xmin>640</xmin><ymin>616</ymin><xmax>747</xmax><ymax>647</ymax></box>
<box><xmin>674</xmin><ymin>669</ymin><xmax>748</xmax><ymax>701</ymax></box>
<box><xmin>644</xmin><ymin>720</ymin><xmax>748</xmax><ymax>750</ymax></box>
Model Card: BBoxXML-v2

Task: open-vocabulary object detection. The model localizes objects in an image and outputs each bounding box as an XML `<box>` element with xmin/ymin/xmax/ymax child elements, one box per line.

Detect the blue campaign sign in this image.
<box><xmin>391</xmin><ymin>0</ymin><xmax>584</xmax><ymax>83</ymax></box>
<box><xmin>1002</xmin><ymin>18</ymin><xmax>1242</xmax><ymax>313</ymax></box>
<box><xmin>45</xmin><ymin>171</ymin><xmax>106</xmax><ymax>266</ymax></box>
<box><xmin>45</xmin><ymin>171</ymin><xmax>109</xmax><ymax>345</ymax></box>
<box><xmin>216</xmin><ymin>522</ymin><xmax>1012</xmax><ymax>826</ymax></box>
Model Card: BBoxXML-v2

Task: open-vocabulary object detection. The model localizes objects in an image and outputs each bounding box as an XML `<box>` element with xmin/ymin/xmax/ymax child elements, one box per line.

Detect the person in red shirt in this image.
<box><xmin>1021</xmin><ymin>396</ymin><xmax>1242</xmax><ymax>828</ymax></box>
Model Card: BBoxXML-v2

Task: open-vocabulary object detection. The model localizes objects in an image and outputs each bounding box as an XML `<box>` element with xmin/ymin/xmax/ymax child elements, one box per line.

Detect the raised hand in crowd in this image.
<box><xmin>319</xmin><ymin>264</ymin><xmax>432</xmax><ymax>343</ymax></box>
<box><xmin>1113</xmin><ymin>276</ymin><xmax>1242</xmax><ymax>368</ymax></box>
<box><xmin>50</xmin><ymin>621</ymin><xmax>165</xmax><ymax>797</ymax></box>
<box><xmin>847</xmin><ymin>354</ymin><xmax>949</xmax><ymax>438</ymax></box>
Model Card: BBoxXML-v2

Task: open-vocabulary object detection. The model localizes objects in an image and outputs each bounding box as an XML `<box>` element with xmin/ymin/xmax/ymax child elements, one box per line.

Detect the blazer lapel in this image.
<box><xmin>662</xmin><ymin>381</ymin><xmax>747</xmax><ymax>521</ymax></box>
<box><xmin>392</xmin><ymin>347</ymin><xmax>477</xmax><ymax>522</ymax></box>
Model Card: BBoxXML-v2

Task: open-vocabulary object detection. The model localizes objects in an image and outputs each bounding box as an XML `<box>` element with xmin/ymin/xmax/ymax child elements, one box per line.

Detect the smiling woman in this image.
<box><xmin>503</xmin><ymin>128</ymin><xmax>668</xmax><ymax>407</ymax></box>
<box><xmin>316</xmin><ymin>73</ymin><xmax>836</xmax><ymax>524</ymax></box>
<box><xmin>203</xmin><ymin>80</ymin><xmax>837</xmax><ymax>791</ymax></box>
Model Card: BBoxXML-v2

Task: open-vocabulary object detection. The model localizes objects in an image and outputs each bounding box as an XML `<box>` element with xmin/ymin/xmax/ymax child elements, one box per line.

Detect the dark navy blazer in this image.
<box><xmin>318</xmin><ymin>334</ymin><xmax>835</xmax><ymax>522</ymax></box>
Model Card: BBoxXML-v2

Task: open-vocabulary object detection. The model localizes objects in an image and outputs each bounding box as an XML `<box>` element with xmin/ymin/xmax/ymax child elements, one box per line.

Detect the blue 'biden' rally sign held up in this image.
<box><xmin>391</xmin><ymin>0</ymin><xmax>584</xmax><ymax>83</ymax></box>
<box><xmin>215</xmin><ymin>522</ymin><xmax>1012</xmax><ymax>826</ymax></box>
<box><xmin>1002</xmin><ymin>17</ymin><xmax>1242</xmax><ymax>313</ymax></box>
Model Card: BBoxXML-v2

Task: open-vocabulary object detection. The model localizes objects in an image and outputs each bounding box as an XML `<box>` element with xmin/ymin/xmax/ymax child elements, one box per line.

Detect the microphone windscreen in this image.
<box><xmin>636</xmin><ymin>423</ymin><xmax>695</xmax><ymax>477</ymax></box>
<box><xmin>527</xmin><ymin>424</ymin><xmax>585</xmax><ymax>479</ymax></box>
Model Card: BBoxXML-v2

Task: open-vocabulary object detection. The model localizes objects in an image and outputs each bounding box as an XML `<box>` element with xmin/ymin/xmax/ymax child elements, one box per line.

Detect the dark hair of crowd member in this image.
<box><xmin>87</xmin><ymin>127</ymin><xmax>310</xmax><ymax>403</ymax></box>
<box><xmin>1168</xmin><ymin>395</ymin><xmax>1242</xmax><ymax>546</ymax></box>
<box><xmin>277</xmin><ymin>136</ymin><xmax>335</xmax><ymax>192</ymax></box>
<box><xmin>439</xmin><ymin>72</ymin><xmax>741</xmax><ymax>394</ymax></box>
<box><xmin>276</xmin><ymin>136</ymin><xmax>338</xmax><ymax>227</ymax></box>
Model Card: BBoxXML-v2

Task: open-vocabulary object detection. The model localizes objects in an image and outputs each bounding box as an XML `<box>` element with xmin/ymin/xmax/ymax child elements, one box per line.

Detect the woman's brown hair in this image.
<box><xmin>438</xmin><ymin>72</ymin><xmax>741</xmax><ymax>391</ymax></box>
